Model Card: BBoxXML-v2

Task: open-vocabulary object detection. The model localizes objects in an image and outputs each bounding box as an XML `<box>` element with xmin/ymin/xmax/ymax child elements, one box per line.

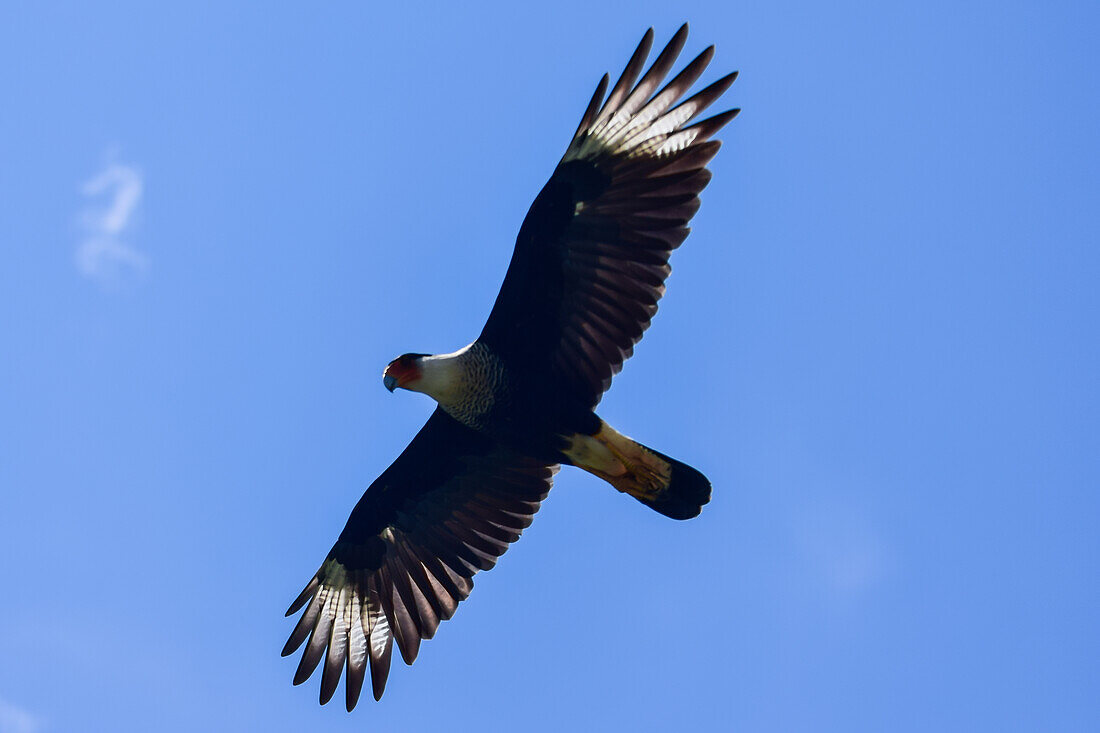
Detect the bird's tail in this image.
<box><xmin>563</xmin><ymin>420</ymin><xmax>711</xmax><ymax>520</ymax></box>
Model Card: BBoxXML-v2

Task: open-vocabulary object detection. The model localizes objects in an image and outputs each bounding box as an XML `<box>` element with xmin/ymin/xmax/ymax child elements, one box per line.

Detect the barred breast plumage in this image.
<box><xmin>417</xmin><ymin>342</ymin><xmax>508</xmax><ymax>429</ymax></box>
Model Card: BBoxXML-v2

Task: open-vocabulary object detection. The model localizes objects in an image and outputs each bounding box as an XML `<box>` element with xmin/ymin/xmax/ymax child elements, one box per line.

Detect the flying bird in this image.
<box><xmin>283</xmin><ymin>24</ymin><xmax>738</xmax><ymax>709</ymax></box>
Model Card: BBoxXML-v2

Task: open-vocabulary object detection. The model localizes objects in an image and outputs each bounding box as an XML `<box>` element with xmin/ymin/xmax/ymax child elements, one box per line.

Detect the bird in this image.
<box><xmin>282</xmin><ymin>23</ymin><xmax>738</xmax><ymax>709</ymax></box>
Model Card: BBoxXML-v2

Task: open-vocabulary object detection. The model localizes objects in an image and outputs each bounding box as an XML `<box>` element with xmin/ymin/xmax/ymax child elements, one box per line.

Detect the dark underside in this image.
<box><xmin>474</xmin><ymin>158</ymin><xmax>616</xmax><ymax>456</ymax></box>
<box><xmin>479</xmin><ymin>157</ymin><xmax>613</xmax><ymax>380</ymax></box>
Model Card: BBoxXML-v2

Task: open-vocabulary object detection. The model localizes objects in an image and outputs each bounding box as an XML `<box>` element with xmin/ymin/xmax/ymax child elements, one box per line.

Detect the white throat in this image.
<box><xmin>404</xmin><ymin>342</ymin><xmax>503</xmax><ymax>429</ymax></box>
<box><xmin>411</xmin><ymin>343</ymin><xmax>475</xmax><ymax>404</ymax></box>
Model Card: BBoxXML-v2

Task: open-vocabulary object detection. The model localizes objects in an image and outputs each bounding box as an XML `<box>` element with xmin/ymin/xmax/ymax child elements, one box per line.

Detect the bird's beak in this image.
<box><xmin>383</xmin><ymin>374</ymin><xmax>398</xmax><ymax>392</ymax></box>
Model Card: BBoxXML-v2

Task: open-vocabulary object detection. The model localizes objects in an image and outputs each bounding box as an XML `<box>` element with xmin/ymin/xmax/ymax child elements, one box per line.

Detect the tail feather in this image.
<box><xmin>631</xmin><ymin>445</ymin><xmax>712</xmax><ymax>520</ymax></box>
<box><xmin>563</xmin><ymin>421</ymin><xmax>711</xmax><ymax>520</ymax></box>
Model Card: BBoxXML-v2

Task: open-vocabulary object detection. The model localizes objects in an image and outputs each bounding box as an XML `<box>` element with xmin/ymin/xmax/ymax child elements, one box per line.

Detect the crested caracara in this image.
<box><xmin>283</xmin><ymin>24</ymin><xmax>738</xmax><ymax>709</ymax></box>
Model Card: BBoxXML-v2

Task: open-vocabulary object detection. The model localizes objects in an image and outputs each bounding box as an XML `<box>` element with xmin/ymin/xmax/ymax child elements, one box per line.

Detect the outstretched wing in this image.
<box><xmin>479</xmin><ymin>24</ymin><xmax>738</xmax><ymax>408</ymax></box>
<box><xmin>283</xmin><ymin>408</ymin><xmax>556</xmax><ymax>708</ymax></box>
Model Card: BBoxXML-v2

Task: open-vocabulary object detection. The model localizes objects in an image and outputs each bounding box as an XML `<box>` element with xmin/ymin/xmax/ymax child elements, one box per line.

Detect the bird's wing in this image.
<box><xmin>283</xmin><ymin>408</ymin><xmax>556</xmax><ymax>709</ymax></box>
<box><xmin>479</xmin><ymin>24</ymin><xmax>738</xmax><ymax>408</ymax></box>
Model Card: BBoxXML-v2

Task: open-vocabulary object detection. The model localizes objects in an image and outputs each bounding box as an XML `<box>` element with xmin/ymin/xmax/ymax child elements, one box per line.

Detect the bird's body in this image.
<box><xmin>284</xmin><ymin>24</ymin><xmax>738</xmax><ymax>709</ymax></box>
<box><xmin>392</xmin><ymin>340</ymin><xmax>708</xmax><ymax>515</ymax></box>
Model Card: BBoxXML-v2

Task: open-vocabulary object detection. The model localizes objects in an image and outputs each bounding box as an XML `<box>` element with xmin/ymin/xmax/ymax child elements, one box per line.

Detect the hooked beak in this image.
<box><xmin>383</xmin><ymin>374</ymin><xmax>398</xmax><ymax>392</ymax></box>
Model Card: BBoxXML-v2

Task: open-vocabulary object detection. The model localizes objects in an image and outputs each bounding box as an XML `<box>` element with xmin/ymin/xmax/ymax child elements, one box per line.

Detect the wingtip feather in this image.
<box><xmin>286</xmin><ymin>577</ymin><xmax>319</xmax><ymax>616</ymax></box>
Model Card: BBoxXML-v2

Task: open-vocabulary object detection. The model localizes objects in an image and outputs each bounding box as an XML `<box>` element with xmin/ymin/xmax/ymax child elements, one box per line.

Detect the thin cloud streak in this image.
<box><xmin>0</xmin><ymin>697</ymin><xmax>42</xmax><ymax>733</ymax></box>
<box><xmin>76</xmin><ymin>161</ymin><xmax>146</xmax><ymax>283</ymax></box>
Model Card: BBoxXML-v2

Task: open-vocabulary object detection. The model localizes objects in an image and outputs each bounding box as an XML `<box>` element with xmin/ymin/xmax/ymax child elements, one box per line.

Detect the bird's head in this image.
<box><xmin>383</xmin><ymin>353</ymin><xmax>428</xmax><ymax>392</ymax></box>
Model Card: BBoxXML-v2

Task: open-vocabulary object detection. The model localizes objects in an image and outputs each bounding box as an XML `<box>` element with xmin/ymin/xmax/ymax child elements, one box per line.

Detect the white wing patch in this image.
<box><xmin>563</xmin><ymin>33</ymin><xmax>736</xmax><ymax>166</ymax></box>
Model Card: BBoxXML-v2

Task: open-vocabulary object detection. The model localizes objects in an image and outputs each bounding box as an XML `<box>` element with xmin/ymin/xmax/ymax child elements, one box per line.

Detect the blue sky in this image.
<box><xmin>1</xmin><ymin>2</ymin><xmax>1097</xmax><ymax>731</ymax></box>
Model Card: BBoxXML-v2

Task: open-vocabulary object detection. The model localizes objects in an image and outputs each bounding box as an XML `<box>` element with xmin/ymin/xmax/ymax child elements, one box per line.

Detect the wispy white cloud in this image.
<box><xmin>0</xmin><ymin>697</ymin><xmax>42</xmax><ymax>733</ymax></box>
<box><xmin>76</xmin><ymin>159</ymin><xmax>146</xmax><ymax>284</ymax></box>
